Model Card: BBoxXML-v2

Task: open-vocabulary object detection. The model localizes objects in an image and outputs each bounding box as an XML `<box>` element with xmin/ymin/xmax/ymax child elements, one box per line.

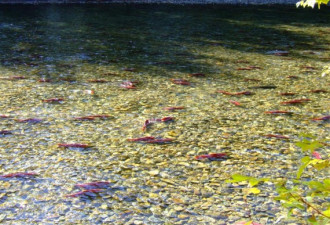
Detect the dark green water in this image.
<box><xmin>0</xmin><ymin>5</ymin><xmax>329</xmax><ymax>224</ymax></box>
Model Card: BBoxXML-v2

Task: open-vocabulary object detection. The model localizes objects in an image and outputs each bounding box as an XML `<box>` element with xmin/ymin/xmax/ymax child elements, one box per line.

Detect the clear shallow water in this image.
<box><xmin>0</xmin><ymin>4</ymin><xmax>329</xmax><ymax>224</ymax></box>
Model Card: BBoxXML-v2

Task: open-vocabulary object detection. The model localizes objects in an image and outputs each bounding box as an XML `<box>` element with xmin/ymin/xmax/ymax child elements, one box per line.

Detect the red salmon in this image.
<box><xmin>229</xmin><ymin>100</ymin><xmax>241</xmax><ymax>106</ymax></box>
<box><xmin>216</xmin><ymin>90</ymin><xmax>234</xmax><ymax>95</ymax></box>
<box><xmin>16</xmin><ymin>118</ymin><xmax>42</xmax><ymax>123</ymax></box>
<box><xmin>287</xmin><ymin>75</ymin><xmax>299</xmax><ymax>79</ymax></box>
<box><xmin>90</xmin><ymin>115</ymin><xmax>110</xmax><ymax>119</ymax></box>
<box><xmin>66</xmin><ymin>189</ymin><xmax>104</xmax><ymax>198</ymax></box>
<box><xmin>0</xmin><ymin>172</ymin><xmax>38</xmax><ymax>178</ymax></box>
<box><xmin>265</xmin><ymin>111</ymin><xmax>293</xmax><ymax>115</ymax></box>
<box><xmin>145</xmin><ymin>138</ymin><xmax>174</xmax><ymax>144</ymax></box>
<box><xmin>58</xmin><ymin>143</ymin><xmax>90</xmax><ymax>149</ymax></box>
<box><xmin>38</xmin><ymin>78</ymin><xmax>51</xmax><ymax>82</ymax></box>
<box><xmin>123</xmin><ymin>68</ymin><xmax>136</xmax><ymax>72</ymax></box>
<box><xmin>237</xmin><ymin>66</ymin><xmax>261</xmax><ymax>71</ymax></box>
<box><xmin>142</xmin><ymin>117</ymin><xmax>174</xmax><ymax>131</ymax></box>
<box><xmin>189</xmin><ymin>73</ymin><xmax>205</xmax><ymax>77</ymax></box>
<box><xmin>88</xmin><ymin>79</ymin><xmax>108</xmax><ymax>83</ymax></box>
<box><xmin>312</xmin><ymin>115</ymin><xmax>330</xmax><ymax>121</ymax></box>
<box><xmin>279</xmin><ymin>92</ymin><xmax>296</xmax><ymax>96</ymax></box>
<box><xmin>235</xmin><ymin>91</ymin><xmax>254</xmax><ymax>96</ymax></box>
<box><xmin>0</xmin><ymin>130</ymin><xmax>12</xmax><ymax>135</ymax></box>
<box><xmin>274</xmin><ymin>51</ymin><xmax>289</xmax><ymax>56</ymax></box>
<box><xmin>236</xmin><ymin>60</ymin><xmax>250</xmax><ymax>63</ymax></box>
<box><xmin>74</xmin><ymin>115</ymin><xmax>110</xmax><ymax>121</ymax></box>
<box><xmin>281</xmin><ymin>99</ymin><xmax>311</xmax><ymax>104</ymax></box>
<box><xmin>75</xmin><ymin>181</ymin><xmax>111</xmax><ymax>190</ymax></box>
<box><xmin>127</xmin><ymin>137</ymin><xmax>156</xmax><ymax>142</ymax></box>
<box><xmin>120</xmin><ymin>81</ymin><xmax>137</xmax><ymax>89</ymax></box>
<box><xmin>301</xmin><ymin>66</ymin><xmax>315</xmax><ymax>70</ymax></box>
<box><xmin>73</xmin><ymin>116</ymin><xmax>96</xmax><ymax>121</ymax></box>
<box><xmin>217</xmin><ymin>90</ymin><xmax>254</xmax><ymax>96</ymax></box>
<box><xmin>161</xmin><ymin>117</ymin><xmax>174</xmax><ymax>122</ymax></box>
<box><xmin>310</xmin><ymin>89</ymin><xmax>327</xmax><ymax>93</ymax></box>
<box><xmin>171</xmin><ymin>79</ymin><xmax>190</xmax><ymax>85</ymax></box>
<box><xmin>43</xmin><ymin>98</ymin><xmax>64</xmax><ymax>103</ymax></box>
<box><xmin>237</xmin><ymin>67</ymin><xmax>253</xmax><ymax>70</ymax></box>
<box><xmin>155</xmin><ymin>61</ymin><xmax>176</xmax><ymax>65</ymax></box>
<box><xmin>142</xmin><ymin>120</ymin><xmax>151</xmax><ymax>131</ymax></box>
<box><xmin>244</xmin><ymin>78</ymin><xmax>261</xmax><ymax>82</ymax></box>
<box><xmin>264</xmin><ymin>134</ymin><xmax>289</xmax><ymax>139</ymax></box>
<box><xmin>10</xmin><ymin>76</ymin><xmax>26</xmax><ymax>80</ymax></box>
<box><xmin>195</xmin><ymin>153</ymin><xmax>228</xmax><ymax>160</ymax></box>
<box><xmin>163</xmin><ymin>106</ymin><xmax>185</xmax><ymax>111</ymax></box>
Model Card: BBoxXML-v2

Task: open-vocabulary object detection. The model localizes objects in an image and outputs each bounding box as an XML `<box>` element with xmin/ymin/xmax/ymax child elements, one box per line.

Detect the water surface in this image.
<box><xmin>0</xmin><ymin>4</ymin><xmax>329</xmax><ymax>224</ymax></box>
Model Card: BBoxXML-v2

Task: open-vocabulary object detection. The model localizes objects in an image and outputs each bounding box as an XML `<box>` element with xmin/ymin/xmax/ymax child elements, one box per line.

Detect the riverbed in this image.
<box><xmin>0</xmin><ymin>4</ymin><xmax>329</xmax><ymax>224</ymax></box>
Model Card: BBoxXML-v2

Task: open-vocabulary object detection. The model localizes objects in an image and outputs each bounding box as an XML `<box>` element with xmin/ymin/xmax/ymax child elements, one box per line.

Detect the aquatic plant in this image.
<box><xmin>227</xmin><ymin>134</ymin><xmax>330</xmax><ymax>224</ymax></box>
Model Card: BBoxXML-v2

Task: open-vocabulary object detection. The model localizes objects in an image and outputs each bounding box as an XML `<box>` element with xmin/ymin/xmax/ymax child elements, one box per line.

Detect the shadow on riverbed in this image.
<box><xmin>0</xmin><ymin>4</ymin><xmax>329</xmax><ymax>77</ymax></box>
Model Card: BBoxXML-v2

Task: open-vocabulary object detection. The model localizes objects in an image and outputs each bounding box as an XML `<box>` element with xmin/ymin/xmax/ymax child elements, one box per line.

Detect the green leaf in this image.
<box><xmin>296</xmin><ymin>203</ymin><xmax>306</xmax><ymax>210</ymax></box>
<box><xmin>306</xmin><ymin>181</ymin><xmax>323</xmax><ymax>190</ymax></box>
<box><xmin>275</xmin><ymin>185</ymin><xmax>290</xmax><ymax>194</ymax></box>
<box><xmin>307</xmin><ymin>216</ymin><xmax>318</xmax><ymax>225</ymax></box>
<box><xmin>301</xmin><ymin>156</ymin><xmax>311</xmax><ymax>164</ymax></box>
<box><xmin>297</xmin><ymin>164</ymin><xmax>308</xmax><ymax>179</ymax></box>
<box><xmin>296</xmin><ymin>141</ymin><xmax>310</xmax><ymax>152</ymax></box>
<box><xmin>231</xmin><ymin>174</ymin><xmax>251</xmax><ymax>182</ymax></box>
<box><xmin>275</xmin><ymin>178</ymin><xmax>287</xmax><ymax>187</ymax></box>
<box><xmin>292</xmin><ymin>185</ymin><xmax>301</xmax><ymax>192</ymax></box>
<box><xmin>225</xmin><ymin>179</ymin><xmax>235</xmax><ymax>183</ymax></box>
<box><xmin>274</xmin><ymin>191</ymin><xmax>290</xmax><ymax>198</ymax></box>
<box><xmin>283</xmin><ymin>202</ymin><xmax>305</xmax><ymax>210</ymax></box>
<box><xmin>324</xmin><ymin>179</ymin><xmax>330</xmax><ymax>188</ymax></box>
<box><xmin>274</xmin><ymin>196</ymin><xmax>287</xmax><ymax>201</ymax></box>
<box><xmin>260</xmin><ymin>178</ymin><xmax>270</xmax><ymax>182</ymax></box>
<box><xmin>309</xmin><ymin>141</ymin><xmax>324</xmax><ymax>152</ymax></box>
<box><xmin>287</xmin><ymin>208</ymin><xmax>294</xmax><ymax>218</ymax></box>
<box><xmin>297</xmin><ymin>156</ymin><xmax>312</xmax><ymax>179</ymax></box>
<box><xmin>292</xmin><ymin>179</ymin><xmax>302</xmax><ymax>184</ymax></box>
<box><xmin>299</xmin><ymin>133</ymin><xmax>316</xmax><ymax>139</ymax></box>
<box><xmin>295</xmin><ymin>134</ymin><xmax>324</xmax><ymax>152</ymax></box>
<box><xmin>249</xmin><ymin>178</ymin><xmax>260</xmax><ymax>187</ymax></box>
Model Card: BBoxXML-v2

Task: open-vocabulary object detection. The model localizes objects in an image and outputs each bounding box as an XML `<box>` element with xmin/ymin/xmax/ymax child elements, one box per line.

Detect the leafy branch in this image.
<box><xmin>296</xmin><ymin>0</ymin><xmax>330</xmax><ymax>9</ymax></box>
<box><xmin>226</xmin><ymin>134</ymin><xmax>329</xmax><ymax>224</ymax></box>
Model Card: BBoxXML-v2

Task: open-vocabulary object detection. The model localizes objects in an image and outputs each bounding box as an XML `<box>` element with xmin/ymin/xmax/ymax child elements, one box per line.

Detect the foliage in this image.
<box><xmin>226</xmin><ymin>174</ymin><xmax>269</xmax><ymax>195</ymax></box>
<box><xmin>226</xmin><ymin>134</ymin><xmax>330</xmax><ymax>224</ymax></box>
<box><xmin>296</xmin><ymin>0</ymin><xmax>330</xmax><ymax>9</ymax></box>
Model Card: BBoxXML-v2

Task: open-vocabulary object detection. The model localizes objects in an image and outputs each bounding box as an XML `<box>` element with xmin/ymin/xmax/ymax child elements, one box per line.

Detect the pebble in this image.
<box><xmin>148</xmin><ymin>170</ymin><xmax>159</xmax><ymax>176</ymax></box>
<box><xmin>173</xmin><ymin>206</ymin><xmax>184</xmax><ymax>211</ymax></box>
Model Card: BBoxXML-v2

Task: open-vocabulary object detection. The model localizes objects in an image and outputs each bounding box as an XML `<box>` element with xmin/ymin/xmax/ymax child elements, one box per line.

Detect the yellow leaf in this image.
<box><xmin>323</xmin><ymin>207</ymin><xmax>330</xmax><ymax>217</ymax></box>
<box><xmin>248</xmin><ymin>188</ymin><xmax>261</xmax><ymax>194</ymax></box>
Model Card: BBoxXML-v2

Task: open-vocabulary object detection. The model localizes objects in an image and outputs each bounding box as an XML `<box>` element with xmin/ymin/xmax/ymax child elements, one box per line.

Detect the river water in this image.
<box><xmin>0</xmin><ymin>4</ymin><xmax>329</xmax><ymax>224</ymax></box>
